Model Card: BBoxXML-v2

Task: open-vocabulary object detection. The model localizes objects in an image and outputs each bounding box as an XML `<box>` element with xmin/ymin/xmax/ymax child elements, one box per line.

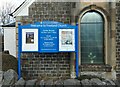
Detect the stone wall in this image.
<box><xmin>1</xmin><ymin>69</ymin><xmax>117</xmax><ymax>86</ymax></box>
<box><xmin>16</xmin><ymin>2</ymin><xmax>75</xmax><ymax>79</ymax></box>
<box><xmin>19</xmin><ymin>2</ymin><xmax>74</xmax><ymax>24</ymax></box>
<box><xmin>29</xmin><ymin>2</ymin><xmax>73</xmax><ymax>24</ymax></box>
<box><xmin>116</xmin><ymin>1</ymin><xmax>120</xmax><ymax>80</ymax></box>
<box><xmin>21</xmin><ymin>53</ymin><xmax>70</xmax><ymax>79</ymax></box>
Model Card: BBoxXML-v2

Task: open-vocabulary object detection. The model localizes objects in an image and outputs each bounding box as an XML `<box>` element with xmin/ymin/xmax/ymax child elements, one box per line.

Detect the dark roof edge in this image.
<box><xmin>9</xmin><ymin>0</ymin><xmax>26</xmax><ymax>17</ymax></box>
<box><xmin>2</xmin><ymin>25</ymin><xmax>15</xmax><ymax>27</ymax></box>
<box><xmin>2</xmin><ymin>22</ymin><xmax>15</xmax><ymax>27</ymax></box>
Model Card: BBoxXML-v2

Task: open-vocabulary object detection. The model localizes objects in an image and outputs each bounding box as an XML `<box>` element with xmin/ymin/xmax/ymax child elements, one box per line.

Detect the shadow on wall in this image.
<box><xmin>2</xmin><ymin>53</ymin><xmax>18</xmax><ymax>73</ymax></box>
<box><xmin>0</xmin><ymin>34</ymin><xmax>4</xmax><ymax>52</ymax></box>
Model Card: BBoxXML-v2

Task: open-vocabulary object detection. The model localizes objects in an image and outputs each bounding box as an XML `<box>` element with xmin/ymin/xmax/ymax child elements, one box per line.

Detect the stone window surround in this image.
<box><xmin>78</xmin><ymin>5</ymin><xmax>110</xmax><ymax>67</ymax></box>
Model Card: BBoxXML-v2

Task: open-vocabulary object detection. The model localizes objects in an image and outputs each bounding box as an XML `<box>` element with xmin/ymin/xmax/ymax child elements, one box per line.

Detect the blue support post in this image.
<box><xmin>75</xmin><ymin>23</ymin><xmax>79</xmax><ymax>78</ymax></box>
<box><xmin>18</xmin><ymin>23</ymin><xmax>21</xmax><ymax>79</ymax></box>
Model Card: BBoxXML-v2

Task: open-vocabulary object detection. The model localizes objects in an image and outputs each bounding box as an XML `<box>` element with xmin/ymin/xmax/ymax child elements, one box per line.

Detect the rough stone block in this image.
<box><xmin>14</xmin><ymin>77</ymin><xmax>26</xmax><ymax>87</ymax></box>
<box><xmin>3</xmin><ymin>69</ymin><xmax>18</xmax><ymax>86</ymax></box>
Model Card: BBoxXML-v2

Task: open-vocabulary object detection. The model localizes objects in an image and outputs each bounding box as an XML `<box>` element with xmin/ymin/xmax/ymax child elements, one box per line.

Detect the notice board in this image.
<box><xmin>18</xmin><ymin>21</ymin><xmax>78</xmax><ymax>53</ymax></box>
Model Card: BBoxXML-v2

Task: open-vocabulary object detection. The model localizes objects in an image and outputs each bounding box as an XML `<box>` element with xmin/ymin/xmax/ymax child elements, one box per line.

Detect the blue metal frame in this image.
<box><xmin>18</xmin><ymin>21</ymin><xmax>79</xmax><ymax>79</ymax></box>
<box><xmin>18</xmin><ymin>23</ymin><xmax>21</xmax><ymax>79</ymax></box>
<box><xmin>19</xmin><ymin>21</ymin><xmax>77</xmax><ymax>53</ymax></box>
<box><xmin>75</xmin><ymin>23</ymin><xmax>79</xmax><ymax>78</ymax></box>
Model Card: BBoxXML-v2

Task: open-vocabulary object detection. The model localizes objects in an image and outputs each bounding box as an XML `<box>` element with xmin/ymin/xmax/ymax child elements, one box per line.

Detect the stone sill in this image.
<box><xmin>79</xmin><ymin>64</ymin><xmax>112</xmax><ymax>72</ymax></box>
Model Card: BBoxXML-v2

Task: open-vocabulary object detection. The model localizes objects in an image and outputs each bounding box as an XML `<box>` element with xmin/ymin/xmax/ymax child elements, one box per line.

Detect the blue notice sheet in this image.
<box><xmin>39</xmin><ymin>27</ymin><xmax>58</xmax><ymax>52</ymax></box>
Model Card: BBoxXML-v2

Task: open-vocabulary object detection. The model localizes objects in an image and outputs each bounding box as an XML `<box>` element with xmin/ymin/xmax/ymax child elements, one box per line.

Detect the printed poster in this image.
<box><xmin>59</xmin><ymin>29</ymin><xmax>75</xmax><ymax>51</ymax></box>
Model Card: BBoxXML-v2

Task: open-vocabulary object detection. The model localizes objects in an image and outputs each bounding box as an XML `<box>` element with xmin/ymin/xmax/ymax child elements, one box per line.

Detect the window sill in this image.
<box><xmin>79</xmin><ymin>64</ymin><xmax>112</xmax><ymax>72</ymax></box>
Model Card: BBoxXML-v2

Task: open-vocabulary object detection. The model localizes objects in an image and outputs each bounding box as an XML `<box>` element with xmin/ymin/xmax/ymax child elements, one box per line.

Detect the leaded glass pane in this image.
<box><xmin>81</xmin><ymin>12</ymin><xmax>104</xmax><ymax>64</ymax></box>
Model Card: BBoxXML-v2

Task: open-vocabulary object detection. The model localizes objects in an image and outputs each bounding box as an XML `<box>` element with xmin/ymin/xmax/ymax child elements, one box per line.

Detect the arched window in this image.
<box><xmin>80</xmin><ymin>11</ymin><xmax>104</xmax><ymax>64</ymax></box>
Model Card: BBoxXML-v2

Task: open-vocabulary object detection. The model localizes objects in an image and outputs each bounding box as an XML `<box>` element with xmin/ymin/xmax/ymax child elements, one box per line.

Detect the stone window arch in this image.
<box><xmin>78</xmin><ymin>5</ymin><xmax>110</xmax><ymax>65</ymax></box>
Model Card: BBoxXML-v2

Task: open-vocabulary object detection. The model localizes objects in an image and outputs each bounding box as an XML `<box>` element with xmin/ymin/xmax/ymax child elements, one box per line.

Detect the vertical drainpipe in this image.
<box><xmin>18</xmin><ymin>23</ymin><xmax>21</xmax><ymax>79</ymax></box>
